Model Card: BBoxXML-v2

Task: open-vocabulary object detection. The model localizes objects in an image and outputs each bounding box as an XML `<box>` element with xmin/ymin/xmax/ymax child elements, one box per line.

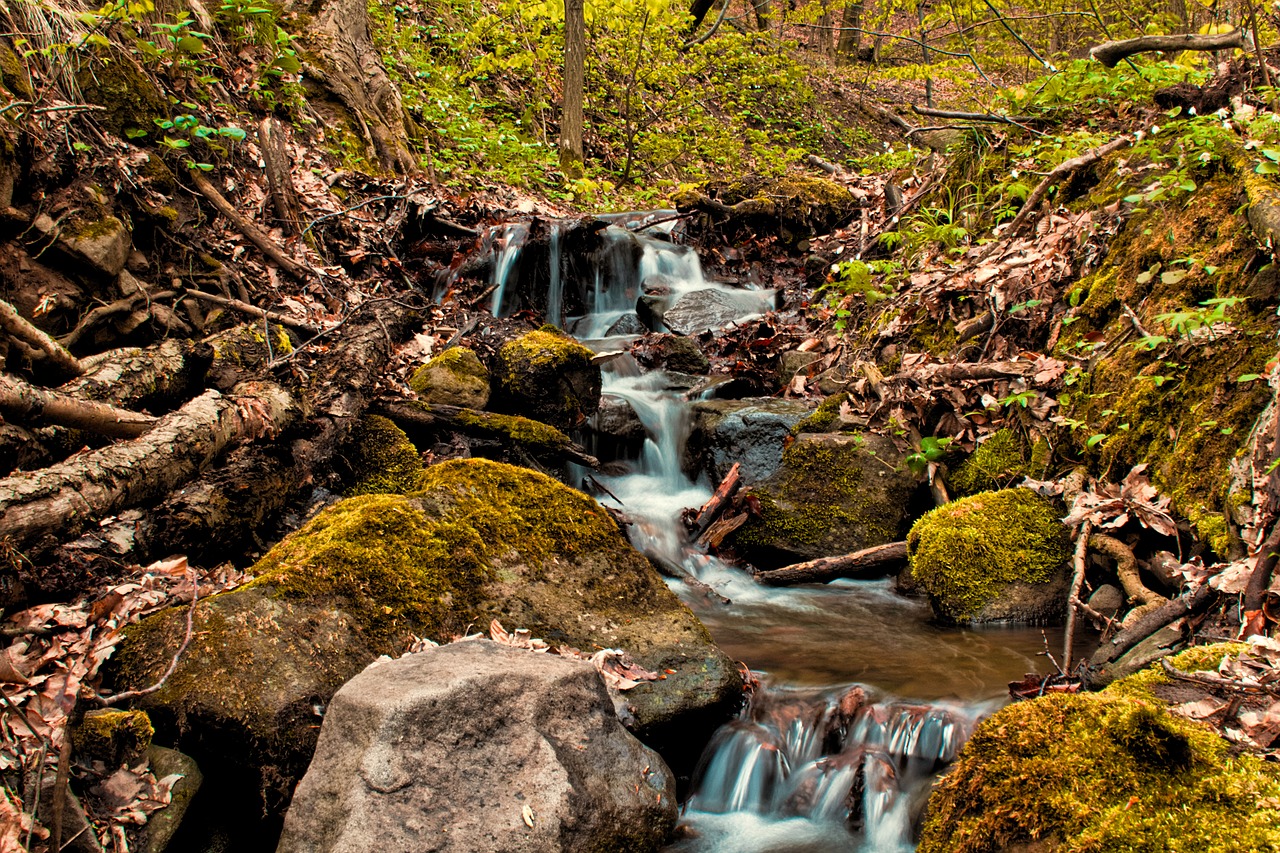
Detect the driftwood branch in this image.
<box><xmin>648</xmin><ymin>554</ymin><xmax>730</xmax><ymax>604</ymax></box>
<box><xmin>0</xmin><ymin>373</ymin><xmax>157</xmax><ymax>438</ymax></box>
<box><xmin>1062</xmin><ymin>520</ymin><xmax>1092</xmax><ymax>672</ymax></box>
<box><xmin>755</xmin><ymin>541</ymin><xmax>909</xmax><ymax>586</ymax></box>
<box><xmin>1087</xmin><ymin>583</ymin><xmax>1218</xmax><ymax>677</ymax></box>
<box><xmin>0</xmin><ymin>299</ymin><xmax>82</xmax><ymax>379</ymax></box>
<box><xmin>691</xmin><ymin>462</ymin><xmax>741</xmax><ymax>539</ymax></box>
<box><xmin>187</xmin><ymin>170</ymin><xmax>315</xmax><ymax>281</ymax></box>
<box><xmin>1090</xmin><ymin>29</ymin><xmax>1247</xmax><ymax>68</ymax></box>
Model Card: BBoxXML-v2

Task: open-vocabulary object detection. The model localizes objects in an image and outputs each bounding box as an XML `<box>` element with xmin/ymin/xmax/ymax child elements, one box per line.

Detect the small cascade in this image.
<box><xmin>489</xmin><ymin>222</ymin><xmax>529</xmax><ymax>317</ymax></box>
<box><xmin>672</xmin><ymin>685</ymin><xmax>993</xmax><ymax>852</ymax></box>
<box><xmin>546</xmin><ymin>222</ymin><xmax>564</xmax><ymax>327</ymax></box>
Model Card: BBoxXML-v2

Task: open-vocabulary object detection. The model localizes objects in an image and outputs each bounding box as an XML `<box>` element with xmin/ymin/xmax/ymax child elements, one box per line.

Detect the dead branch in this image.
<box><xmin>0</xmin><ymin>298</ymin><xmax>82</xmax><ymax>379</ymax></box>
<box><xmin>1243</xmin><ymin>518</ymin><xmax>1280</xmax><ymax>621</ymax></box>
<box><xmin>258</xmin><ymin>118</ymin><xmax>305</xmax><ymax>237</ymax></box>
<box><xmin>1090</xmin><ymin>29</ymin><xmax>1247</xmax><ymax>68</ymax></box>
<box><xmin>893</xmin><ymin>359</ymin><xmax>1035</xmax><ymax>384</ymax></box>
<box><xmin>691</xmin><ymin>462</ymin><xmax>741</xmax><ymax>539</ymax></box>
<box><xmin>754</xmin><ymin>541</ymin><xmax>909</xmax><ymax>586</ymax></box>
<box><xmin>0</xmin><ymin>383</ymin><xmax>298</xmax><ymax>554</ymax></box>
<box><xmin>911</xmin><ymin>104</ymin><xmax>1038</xmax><ymax>124</ymax></box>
<box><xmin>60</xmin><ymin>339</ymin><xmax>202</xmax><ymax>410</ymax></box>
<box><xmin>698</xmin><ymin>511</ymin><xmax>747</xmax><ymax>549</ymax></box>
<box><xmin>58</xmin><ymin>290</ymin><xmax>178</xmax><ymax>349</ymax></box>
<box><xmin>1063</xmin><ymin>520</ymin><xmax>1093</xmax><ymax>672</ymax></box>
<box><xmin>0</xmin><ymin>373</ymin><xmax>157</xmax><ymax>438</ymax></box>
<box><xmin>187</xmin><ymin>170</ymin><xmax>315</xmax><ymax>281</ymax></box>
<box><xmin>183</xmin><ymin>289</ymin><xmax>323</xmax><ymax>335</ymax></box>
<box><xmin>1160</xmin><ymin>656</ymin><xmax>1280</xmax><ymax>696</ymax></box>
<box><xmin>1002</xmin><ymin>135</ymin><xmax>1131</xmax><ymax>241</ymax></box>
<box><xmin>1087</xmin><ymin>583</ymin><xmax>1218</xmax><ymax>676</ymax></box>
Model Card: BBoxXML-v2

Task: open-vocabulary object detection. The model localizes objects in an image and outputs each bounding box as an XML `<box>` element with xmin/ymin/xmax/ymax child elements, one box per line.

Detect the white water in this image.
<box><xmin>489</xmin><ymin>222</ymin><xmax>529</xmax><ymax>317</ymax></box>
<box><xmin>476</xmin><ymin>215</ymin><xmax>1061</xmax><ymax>851</ymax></box>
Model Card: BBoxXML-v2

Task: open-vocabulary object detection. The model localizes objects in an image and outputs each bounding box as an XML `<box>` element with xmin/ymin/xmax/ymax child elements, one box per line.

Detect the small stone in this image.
<box><xmin>409</xmin><ymin>346</ymin><xmax>489</xmax><ymax>409</ymax></box>
<box><xmin>1087</xmin><ymin>583</ymin><xmax>1125</xmax><ymax>617</ymax></box>
<box><xmin>62</xmin><ymin>215</ymin><xmax>131</xmax><ymax>277</ymax></box>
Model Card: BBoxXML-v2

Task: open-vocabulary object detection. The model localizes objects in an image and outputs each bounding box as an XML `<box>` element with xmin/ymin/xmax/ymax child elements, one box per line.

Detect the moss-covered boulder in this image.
<box><xmin>732</xmin><ymin>432</ymin><xmax>915</xmax><ymax>569</ymax></box>
<box><xmin>409</xmin><ymin>347</ymin><xmax>489</xmax><ymax>408</ymax></box>
<box><xmin>343</xmin><ymin>415</ymin><xmax>423</xmax><ymax>495</ymax></box>
<box><xmin>920</xmin><ymin>646</ymin><xmax>1280</xmax><ymax>853</ymax></box>
<box><xmin>908</xmin><ymin>489</ymin><xmax>1071</xmax><ymax>624</ymax></box>
<box><xmin>75</xmin><ymin>51</ymin><xmax>168</xmax><ymax>140</ymax></box>
<box><xmin>108</xmin><ymin>459</ymin><xmax>739</xmax><ymax>828</ymax></box>
<box><xmin>73</xmin><ymin>709</ymin><xmax>153</xmax><ymax>768</ymax></box>
<box><xmin>60</xmin><ymin>215</ymin><xmax>130</xmax><ymax>277</ymax></box>
<box><xmin>491</xmin><ymin>328</ymin><xmax>601</xmax><ymax>430</ymax></box>
<box><xmin>949</xmin><ymin>428</ymin><xmax>1048</xmax><ymax>497</ymax></box>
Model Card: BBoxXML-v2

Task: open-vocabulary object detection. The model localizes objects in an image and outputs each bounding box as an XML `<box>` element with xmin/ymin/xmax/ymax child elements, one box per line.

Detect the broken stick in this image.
<box><xmin>755</xmin><ymin>541</ymin><xmax>909</xmax><ymax>586</ymax></box>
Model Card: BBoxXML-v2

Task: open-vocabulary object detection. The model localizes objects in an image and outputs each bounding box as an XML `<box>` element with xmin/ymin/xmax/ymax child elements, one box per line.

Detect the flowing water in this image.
<box><xmin>472</xmin><ymin>217</ymin><xmax>1075</xmax><ymax>851</ymax></box>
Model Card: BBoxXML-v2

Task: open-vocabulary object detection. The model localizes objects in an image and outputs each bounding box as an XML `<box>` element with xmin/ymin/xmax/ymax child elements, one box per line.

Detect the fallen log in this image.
<box><xmin>0</xmin><ymin>298</ymin><xmax>82</xmax><ymax>379</ymax></box>
<box><xmin>1002</xmin><ymin>135</ymin><xmax>1131</xmax><ymax>241</ymax></box>
<box><xmin>894</xmin><ymin>360</ymin><xmax>1035</xmax><ymax>384</ymax></box>
<box><xmin>60</xmin><ymin>339</ymin><xmax>206</xmax><ymax>410</ymax></box>
<box><xmin>755</xmin><ymin>541</ymin><xmax>909</xmax><ymax>586</ymax></box>
<box><xmin>1090</xmin><ymin>30</ymin><xmax>1246</xmax><ymax>68</ymax></box>
<box><xmin>187</xmin><ymin>170</ymin><xmax>316</xmax><ymax>281</ymax></box>
<box><xmin>0</xmin><ymin>382</ymin><xmax>297</xmax><ymax>555</ymax></box>
<box><xmin>911</xmin><ymin>105</ymin><xmax>1038</xmax><ymax>124</ymax></box>
<box><xmin>0</xmin><ymin>374</ymin><xmax>157</xmax><ymax>438</ymax></box>
<box><xmin>691</xmin><ymin>462</ymin><xmax>741</xmax><ymax>538</ymax></box>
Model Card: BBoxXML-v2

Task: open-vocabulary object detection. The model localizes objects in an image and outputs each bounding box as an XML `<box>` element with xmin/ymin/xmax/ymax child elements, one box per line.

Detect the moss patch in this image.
<box><xmin>493</xmin><ymin>328</ymin><xmax>601</xmax><ymax>431</ymax></box>
<box><xmin>793</xmin><ymin>392</ymin><xmax>850</xmax><ymax>433</ymax></box>
<box><xmin>921</xmin><ymin>660</ymin><xmax>1280</xmax><ymax>852</ymax></box>
<box><xmin>908</xmin><ymin>488</ymin><xmax>1071</xmax><ymax>622</ymax></box>
<box><xmin>949</xmin><ymin>429</ymin><xmax>1038</xmax><ymax>496</ymax></box>
<box><xmin>344</xmin><ymin>415</ymin><xmax>424</xmax><ymax>496</ymax></box>
<box><xmin>409</xmin><ymin>346</ymin><xmax>490</xmax><ymax>408</ymax></box>
<box><xmin>452</xmin><ymin>408</ymin><xmax>573</xmax><ymax>454</ymax></box>
<box><xmin>75</xmin><ymin>49</ymin><xmax>168</xmax><ymax>139</ymax></box>
<box><xmin>74</xmin><ymin>709</ymin><xmax>154</xmax><ymax>767</ymax></box>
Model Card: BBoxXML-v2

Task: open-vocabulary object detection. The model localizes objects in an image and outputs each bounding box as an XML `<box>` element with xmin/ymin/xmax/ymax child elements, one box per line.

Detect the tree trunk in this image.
<box><xmin>560</xmin><ymin>0</ymin><xmax>586</xmax><ymax>178</ymax></box>
<box><xmin>688</xmin><ymin>0</ymin><xmax>717</xmax><ymax>32</ymax></box>
<box><xmin>837</xmin><ymin>0</ymin><xmax>863</xmax><ymax>56</ymax></box>
<box><xmin>1089</xmin><ymin>29</ymin><xmax>1246</xmax><ymax>68</ymax></box>
<box><xmin>752</xmin><ymin>0</ymin><xmax>773</xmax><ymax>31</ymax></box>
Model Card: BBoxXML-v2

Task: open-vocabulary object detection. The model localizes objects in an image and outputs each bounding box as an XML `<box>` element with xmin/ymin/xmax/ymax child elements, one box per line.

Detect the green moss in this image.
<box><xmin>75</xmin><ymin>49</ymin><xmax>167</xmax><ymax>139</ymax></box>
<box><xmin>494</xmin><ymin>329</ymin><xmax>600</xmax><ymax>430</ymax></box>
<box><xmin>907</xmin><ymin>488</ymin><xmax>1070</xmax><ymax>621</ymax></box>
<box><xmin>500</xmin><ymin>328</ymin><xmax>594</xmax><ymax>374</ymax></box>
<box><xmin>1107</xmin><ymin>642</ymin><xmax>1248</xmax><ymax>703</ymax></box>
<box><xmin>409</xmin><ymin>346</ymin><xmax>489</xmax><ymax>407</ymax></box>
<box><xmin>140</xmin><ymin>154</ymin><xmax>176</xmax><ymax>192</ymax></box>
<box><xmin>735</xmin><ymin>434</ymin><xmax>903</xmax><ymax>551</ymax></box>
<box><xmin>0</xmin><ymin>40</ymin><xmax>33</xmax><ymax>100</ymax></box>
<box><xmin>950</xmin><ymin>429</ymin><xmax>1032</xmax><ymax>496</ymax></box>
<box><xmin>345</xmin><ymin>415</ymin><xmax>424</xmax><ymax>496</ymax></box>
<box><xmin>452</xmin><ymin>408</ymin><xmax>572</xmax><ymax>454</ymax></box>
<box><xmin>794</xmin><ymin>392</ymin><xmax>849</xmax><ymax>434</ymax></box>
<box><xmin>920</xmin><ymin>689</ymin><xmax>1280</xmax><ymax>853</ymax></box>
<box><xmin>71</xmin><ymin>215</ymin><xmax>123</xmax><ymax>240</ymax></box>
<box><xmin>74</xmin><ymin>709</ymin><xmax>154</xmax><ymax>767</ymax></box>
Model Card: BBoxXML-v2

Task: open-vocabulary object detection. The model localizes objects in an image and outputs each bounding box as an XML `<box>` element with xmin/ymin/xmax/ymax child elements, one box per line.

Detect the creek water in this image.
<box><xmin>482</xmin><ymin>218</ymin><xmax>1073</xmax><ymax>852</ymax></box>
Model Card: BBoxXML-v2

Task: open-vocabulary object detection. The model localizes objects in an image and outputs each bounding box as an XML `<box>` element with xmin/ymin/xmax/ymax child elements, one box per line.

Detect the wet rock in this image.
<box><xmin>108</xmin><ymin>459</ymin><xmax>739</xmax><ymax>831</ymax></box>
<box><xmin>907</xmin><ymin>489</ymin><xmax>1071</xmax><ymax>625</ymax></box>
<box><xmin>920</xmin><ymin>646</ymin><xmax>1280</xmax><ymax>853</ymax></box>
<box><xmin>637</xmin><ymin>292</ymin><xmax>667</xmax><ymax>330</ymax></box>
<box><xmin>606</xmin><ymin>313</ymin><xmax>648</xmax><ymax>336</ymax></box>
<box><xmin>343</xmin><ymin>415</ymin><xmax>423</xmax><ymax>495</ymax></box>
<box><xmin>733</xmin><ymin>432</ymin><xmax>915</xmax><ymax>568</ymax></box>
<box><xmin>663</xmin><ymin>288</ymin><xmax>758</xmax><ymax>335</ymax></box>
<box><xmin>778</xmin><ymin>350</ymin><xmax>820</xmax><ymax>384</ymax></box>
<box><xmin>409</xmin><ymin>346</ymin><xmax>490</xmax><ymax>408</ymax></box>
<box><xmin>492</xmin><ymin>328</ymin><xmax>601</xmax><ymax>431</ymax></box>
<box><xmin>141</xmin><ymin>746</ymin><xmax>203</xmax><ymax>853</ymax></box>
<box><xmin>687</xmin><ymin>398</ymin><xmax>812</xmax><ymax>485</ymax></box>
<box><xmin>278</xmin><ymin>641</ymin><xmax>677</xmax><ymax>853</ymax></box>
<box><xmin>1087</xmin><ymin>583</ymin><xmax>1125</xmax><ymax>619</ymax></box>
<box><xmin>656</xmin><ymin>335</ymin><xmax>711</xmax><ymax>374</ymax></box>
<box><xmin>588</xmin><ymin>394</ymin><xmax>648</xmax><ymax>459</ymax></box>
<box><xmin>1146</xmin><ymin>550</ymin><xmax>1183</xmax><ymax>591</ymax></box>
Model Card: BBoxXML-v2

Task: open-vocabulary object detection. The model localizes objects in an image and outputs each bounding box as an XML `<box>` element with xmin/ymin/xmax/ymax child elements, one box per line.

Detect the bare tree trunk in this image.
<box><xmin>752</xmin><ymin>0</ymin><xmax>773</xmax><ymax>31</ymax></box>
<box><xmin>560</xmin><ymin>0</ymin><xmax>586</xmax><ymax>179</ymax></box>
<box><xmin>689</xmin><ymin>0</ymin><xmax>717</xmax><ymax>31</ymax></box>
<box><xmin>837</xmin><ymin>0</ymin><xmax>863</xmax><ymax>56</ymax></box>
<box><xmin>818</xmin><ymin>4</ymin><xmax>834</xmax><ymax>55</ymax></box>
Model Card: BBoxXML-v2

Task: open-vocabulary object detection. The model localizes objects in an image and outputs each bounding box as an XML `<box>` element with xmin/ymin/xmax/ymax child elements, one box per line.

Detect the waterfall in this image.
<box><xmin>489</xmin><ymin>222</ymin><xmax>529</xmax><ymax>317</ymax></box>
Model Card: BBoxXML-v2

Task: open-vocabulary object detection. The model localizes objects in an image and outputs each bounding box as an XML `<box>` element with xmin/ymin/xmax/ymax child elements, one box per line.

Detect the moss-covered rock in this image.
<box><xmin>679</xmin><ymin>175</ymin><xmax>859</xmax><ymax>248</ymax></box>
<box><xmin>344</xmin><ymin>415</ymin><xmax>423</xmax><ymax>495</ymax></box>
<box><xmin>108</xmin><ymin>459</ymin><xmax>739</xmax><ymax>824</ymax></box>
<box><xmin>949</xmin><ymin>428</ymin><xmax>1046</xmax><ymax>497</ymax></box>
<box><xmin>75</xmin><ymin>50</ymin><xmax>168</xmax><ymax>139</ymax></box>
<box><xmin>920</xmin><ymin>647</ymin><xmax>1280</xmax><ymax>853</ymax></box>
<box><xmin>409</xmin><ymin>347</ymin><xmax>490</xmax><ymax>408</ymax></box>
<box><xmin>908</xmin><ymin>488</ymin><xmax>1071</xmax><ymax>624</ymax></box>
<box><xmin>491</xmin><ymin>329</ymin><xmax>601</xmax><ymax>430</ymax></box>
<box><xmin>61</xmin><ymin>215</ymin><xmax>130</xmax><ymax>277</ymax></box>
<box><xmin>793</xmin><ymin>392</ymin><xmax>852</xmax><ymax>434</ymax></box>
<box><xmin>733</xmin><ymin>432</ymin><xmax>915</xmax><ymax>568</ymax></box>
<box><xmin>656</xmin><ymin>336</ymin><xmax>710</xmax><ymax>374</ymax></box>
<box><xmin>204</xmin><ymin>322</ymin><xmax>296</xmax><ymax>391</ymax></box>
<box><xmin>73</xmin><ymin>709</ymin><xmax>154</xmax><ymax>768</ymax></box>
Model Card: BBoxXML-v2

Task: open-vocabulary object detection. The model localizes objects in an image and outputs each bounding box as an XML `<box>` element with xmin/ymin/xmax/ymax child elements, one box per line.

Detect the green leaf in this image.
<box><xmin>1263</xmin><ymin>149</ymin><xmax>1280</xmax><ymax>162</ymax></box>
<box><xmin>1257</xmin><ymin>161</ymin><xmax>1280</xmax><ymax>175</ymax></box>
<box><xmin>124</xmin><ymin>127</ymin><xmax>148</xmax><ymax>139</ymax></box>
<box><xmin>177</xmin><ymin>35</ymin><xmax>206</xmax><ymax>52</ymax></box>
<box><xmin>1087</xmin><ymin>433</ymin><xmax>1108</xmax><ymax>448</ymax></box>
<box><xmin>1237</xmin><ymin>373</ymin><xmax>1264</xmax><ymax>382</ymax></box>
<box><xmin>1123</xmin><ymin>194</ymin><xmax>1145</xmax><ymax>203</ymax></box>
<box><xmin>1161</xmin><ymin>270</ymin><xmax>1187</xmax><ymax>285</ymax></box>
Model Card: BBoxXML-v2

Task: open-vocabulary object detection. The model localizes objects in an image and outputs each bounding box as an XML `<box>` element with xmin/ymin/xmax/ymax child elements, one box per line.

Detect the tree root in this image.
<box><xmin>1089</xmin><ymin>533</ymin><xmax>1167</xmax><ymax>626</ymax></box>
<box><xmin>0</xmin><ymin>298</ymin><xmax>81</xmax><ymax>379</ymax></box>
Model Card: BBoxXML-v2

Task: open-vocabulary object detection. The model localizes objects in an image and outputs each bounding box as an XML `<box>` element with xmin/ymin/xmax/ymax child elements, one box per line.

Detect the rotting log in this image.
<box><xmin>130</xmin><ymin>300</ymin><xmax>421</xmax><ymax>562</ymax></box>
<box><xmin>0</xmin><ymin>374</ymin><xmax>157</xmax><ymax>438</ymax></box>
<box><xmin>61</xmin><ymin>339</ymin><xmax>208</xmax><ymax>410</ymax></box>
<box><xmin>894</xmin><ymin>360</ymin><xmax>1036</xmax><ymax>384</ymax></box>
<box><xmin>755</xmin><ymin>541</ymin><xmax>909</xmax><ymax>586</ymax></box>
<box><xmin>1090</xmin><ymin>30</ymin><xmax>1247</xmax><ymax>68</ymax></box>
<box><xmin>0</xmin><ymin>383</ymin><xmax>298</xmax><ymax>555</ymax></box>
<box><xmin>0</xmin><ymin>298</ymin><xmax>82</xmax><ymax>379</ymax></box>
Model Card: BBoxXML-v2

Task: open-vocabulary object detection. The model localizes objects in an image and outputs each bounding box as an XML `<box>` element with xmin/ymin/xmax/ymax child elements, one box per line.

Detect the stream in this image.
<box><xmin>481</xmin><ymin>216</ymin><xmax>1076</xmax><ymax>852</ymax></box>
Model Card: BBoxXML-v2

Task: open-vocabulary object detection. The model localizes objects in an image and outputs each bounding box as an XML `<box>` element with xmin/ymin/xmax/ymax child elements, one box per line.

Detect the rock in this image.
<box><xmin>920</xmin><ymin>646</ymin><xmax>1280</xmax><ymax>853</ymax></box>
<box><xmin>61</xmin><ymin>215</ymin><xmax>131</xmax><ymax>277</ymax></box>
<box><xmin>343</xmin><ymin>415</ymin><xmax>423</xmax><ymax>495</ymax></box>
<box><xmin>733</xmin><ymin>432</ymin><xmax>916</xmax><ymax>568</ymax></box>
<box><xmin>408</xmin><ymin>346</ymin><xmax>490</xmax><ymax>408</ymax></box>
<box><xmin>277</xmin><ymin>641</ymin><xmax>677</xmax><ymax>853</ymax></box>
<box><xmin>949</xmin><ymin>428</ymin><xmax>1046</xmax><ymax>497</ymax></box>
<box><xmin>687</xmin><ymin>398</ymin><xmax>812</xmax><ymax>484</ymax></box>
<box><xmin>1146</xmin><ymin>550</ymin><xmax>1183</xmax><ymax>591</ymax></box>
<box><xmin>142</xmin><ymin>746</ymin><xmax>203</xmax><ymax>853</ymax></box>
<box><xmin>108</xmin><ymin>459</ymin><xmax>739</xmax><ymax>830</ymax></box>
<box><xmin>492</xmin><ymin>328</ymin><xmax>601</xmax><ymax>431</ymax></box>
<box><xmin>588</xmin><ymin>394</ymin><xmax>648</xmax><ymax>459</ymax></box>
<box><xmin>662</xmin><ymin>288</ymin><xmax>765</xmax><ymax>335</ymax></box>
<box><xmin>73</xmin><ymin>709</ymin><xmax>153</xmax><ymax>768</ymax></box>
<box><xmin>636</xmin><ymin>292</ymin><xmax>667</xmax><ymax>330</ymax></box>
<box><xmin>1087</xmin><ymin>583</ymin><xmax>1125</xmax><ymax>619</ymax></box>
<box><xmin>778</xmin><ymin>350</ymin><xmax>820</xmax><ymax>384</ymax></box>
<box><xmin>605</xmin><ymin>312</ymin><xmax>648</xmax><ymax>336</ymax></box>
<box><xmin>907</xmin><ymin>489</ymin><xmax>1072</xmax><ymax>624</ymax></box>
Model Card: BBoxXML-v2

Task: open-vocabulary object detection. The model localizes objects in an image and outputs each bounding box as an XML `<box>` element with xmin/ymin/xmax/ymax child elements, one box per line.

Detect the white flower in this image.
<box><xmin>1150</xmin><ymin>124</ymin><xmax>1161</xmax><ymax>135</ymax></box>
<box><xmin>1189</xmin><ymin>107</ymin><xmax>1197</xmax><ymax>116</ymax></box>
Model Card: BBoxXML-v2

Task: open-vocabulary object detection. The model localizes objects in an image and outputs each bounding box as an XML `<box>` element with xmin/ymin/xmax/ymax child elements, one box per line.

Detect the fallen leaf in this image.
<box><xmin>522</xmin><ymin>804</ymin><xmax>535</xmax><ymax>828</ymax></box>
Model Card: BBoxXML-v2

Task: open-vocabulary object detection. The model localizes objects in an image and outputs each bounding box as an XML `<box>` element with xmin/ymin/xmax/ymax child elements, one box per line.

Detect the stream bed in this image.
<box><xmin>482</xmin><ymin>216</ymin><xmax>1081</xmax><ymax>851</ymax></box>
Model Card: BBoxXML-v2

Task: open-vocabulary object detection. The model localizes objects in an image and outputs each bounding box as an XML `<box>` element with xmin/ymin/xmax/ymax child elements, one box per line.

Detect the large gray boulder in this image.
<box><xmin>277</xmin><ymin>640</ymin><xmax>677</xmax><ymax>853</ymax></box>
<box><xmin>662</xmin><ymin>288</ymin><xmax>769</xmax><ymax>335</ymax></box>
<box><xmin>686</xmin><ymin>398</ymin><xmax>812</xmax><ymax>484</ymax></box>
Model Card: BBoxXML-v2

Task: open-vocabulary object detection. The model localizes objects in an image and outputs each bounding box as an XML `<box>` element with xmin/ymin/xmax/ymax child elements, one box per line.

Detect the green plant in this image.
<box><xmin>907</xmin><ymin>436</ymin><xmax>954</xmax><ymax>475</ymax></box>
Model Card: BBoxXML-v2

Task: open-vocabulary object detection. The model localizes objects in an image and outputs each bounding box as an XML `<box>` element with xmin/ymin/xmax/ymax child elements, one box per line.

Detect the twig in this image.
<box><xmin>979</xmin><ymin>0</ymin><xmax>1054</xmax><ymax>69</ymax></box>
<box><xmin>0</xmin><ymin>298</ymin><xmax>82</xmax><ymax>378</ymax></box>
<box><xmin>1063</xmin><ymin>519</ymin><xmax>1093</xmax><ymax>672</ymax></box>
<box><xmin>95</xmin><ymin>569</ymin><xmax>198</xmax><ymax>707</ymax></box>
<box><xmin>1000</xmin><ymin>135</ymin><xmax>1131</xmax><ymax>243</ymax></box>
<box><xmin>187</xmin><ymin>169</ymin><xmax>316</xmax><ymax>281</ymax></box>
<box><xmin>682</xmin><ymin>0</ymin><xmax>731</xmax><ymax>50</ymax></box>
<box><xmin>58</xmin><ymin>290</ymin><xmax>177</xmax><ymax>349</ymax></box>
<box><xmin>299</xmin><ymin>194</ymin><xmax>407</xmax><ymax>240</ymax></box>
<box><xmin>1121</xmin><ymin>302</ymin><xmax>1151</xmax><ymax>338</ymax></box>
<box><xmin>912</xmin><ymin>104</ymin><xmax>1038</xmax><ymax>124</ymax></box>
<box><xmin>182</xmin><ymin>288</ymin><xmax>323</xmax><ymax>336</ymax></box>
<box><xmin>1160</xmin><ymin>656</ymin><xmax>1280</xmax><ymax>696</ymax></box>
